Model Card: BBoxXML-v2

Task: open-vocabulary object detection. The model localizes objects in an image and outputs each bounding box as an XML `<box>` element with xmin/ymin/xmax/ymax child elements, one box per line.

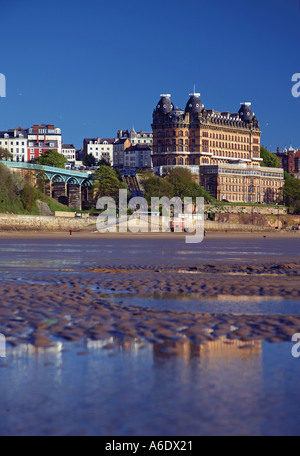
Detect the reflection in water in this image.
<box><xmin>4</xmin><ymin>332</ymin><xmax>264</xmax><ymax>363</ymax></box>
<box><xmin>7</xmin><ymin>341</ymin><xmax>63</xmax><ymax>357</ymax></box>
<box><xmin>1</xmin><ymin>329</ymin><xmax>300</xmax><ymax>436</ymax></box>
<box><xmin>4</xmin><ymin>335</ymin><xmax>299</xmax><ymax>436</ymax></box>
<box><xmin>154</xmin><ymin>337</ymin><xmax>261</xmax><ymax>362</ymax></box>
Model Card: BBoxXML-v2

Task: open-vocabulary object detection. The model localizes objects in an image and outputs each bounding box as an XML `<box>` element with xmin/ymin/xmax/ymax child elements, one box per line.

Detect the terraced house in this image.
<box><xmin>152</xmin><ymin>92</ymin><xmax>284</xmax><ymax>203</ymax></box>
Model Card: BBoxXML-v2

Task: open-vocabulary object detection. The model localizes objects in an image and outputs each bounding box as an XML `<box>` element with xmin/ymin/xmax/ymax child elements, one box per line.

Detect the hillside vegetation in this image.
<box><xmin>0</xmin><ymin>163</ymin><xmax>74</xmax><ymax>215</ymax></box>
<box><xmin>0</xmin><ymin>163</ymin><xmax>39</xmax><ymax>214</ymax></box>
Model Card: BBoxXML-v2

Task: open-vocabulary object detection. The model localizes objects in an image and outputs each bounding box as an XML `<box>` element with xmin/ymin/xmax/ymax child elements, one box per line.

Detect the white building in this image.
<box><xmin>62</xmin><ymin>144</ymin><xmax>76</xmax><ymax>165</ymax></box>
<box><xmin>83</xmin><ymin>137</ymin><xmax>114</xmax><ymax>165</ymax></box>
<box><xmin>0</xmin><ymin>128</ymin><xmax>28</xmax><ymax>162</ymax></box>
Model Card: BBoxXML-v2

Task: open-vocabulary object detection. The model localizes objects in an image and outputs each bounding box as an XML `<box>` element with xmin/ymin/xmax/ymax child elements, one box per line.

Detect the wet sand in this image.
<box><xmin>0</xmin><ymin>235</ymin><xmax>299</xmax><ymax>350</ymax></box>
<box><xmin>1</xmin><ymin>260</ymin><xmax>299</xmax><ymax>349</ymax></box>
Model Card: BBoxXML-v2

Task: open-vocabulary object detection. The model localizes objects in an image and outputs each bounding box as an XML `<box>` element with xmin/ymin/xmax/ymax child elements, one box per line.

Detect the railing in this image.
<box><xmin>1</xmin><ymin>160</ymin><xmax>91</xmax><ymax>178</ymax></box>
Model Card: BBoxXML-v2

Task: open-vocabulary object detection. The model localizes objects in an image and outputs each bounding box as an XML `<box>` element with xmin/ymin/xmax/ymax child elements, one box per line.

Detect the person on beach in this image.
<box><xmin>69</xmin><ymin>229</ymin><xmax>72</xmax><ymax>236</ymax></box>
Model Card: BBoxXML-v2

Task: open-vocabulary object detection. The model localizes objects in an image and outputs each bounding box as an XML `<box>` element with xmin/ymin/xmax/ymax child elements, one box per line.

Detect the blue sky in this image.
<box><xmin>0</xmin><ymin>0</ymin><xmax>299</xmax><ymax>151</ymax></box>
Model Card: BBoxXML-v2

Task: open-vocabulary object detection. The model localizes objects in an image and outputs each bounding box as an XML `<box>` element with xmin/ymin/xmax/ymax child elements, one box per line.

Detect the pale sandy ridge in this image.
<box><xmin>0</xmin><ymin>230</ymin><xmax>299</xmax><ymax>240</ymax></box>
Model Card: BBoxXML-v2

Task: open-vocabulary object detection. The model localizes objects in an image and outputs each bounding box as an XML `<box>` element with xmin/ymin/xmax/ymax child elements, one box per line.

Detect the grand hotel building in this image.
<box><xmin>151</xmin><ymin>93</ymin><xmax>284</xmax><ymax>203</ymax></box>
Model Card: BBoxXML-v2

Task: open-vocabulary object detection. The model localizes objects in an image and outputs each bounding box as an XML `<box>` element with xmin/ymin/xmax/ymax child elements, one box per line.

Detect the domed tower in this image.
<box><xmin>154</xmin><ymin>94</ymin><xmax>174</xmax><ymax>115</ymax></box>
<box><xmin>185</xmin><ymin>92</ymin><xmax>204</xmax><ymax>114</ymax></box>
<box><xmin>238</xmin><ymin>102</ymin><xmax>255</xmax><ymax>122</ymax></box>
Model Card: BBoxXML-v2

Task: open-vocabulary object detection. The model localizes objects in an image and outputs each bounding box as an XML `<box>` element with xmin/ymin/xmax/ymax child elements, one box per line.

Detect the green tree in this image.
<box><xmin>143</xmin><ymin>176</ymin><xmax>174</xmax><ymax>202</ymax></box>
<box><xmin>37</xmin><ymin>149</ymin><xmax>67</xmax><ymax>169</ymax></box>
<box><xmin>260</xmin><ymin>146</ymin><xmax>280</xmax><ymax>168</ymax></box>
<box><xmin>83</xmin><ymin>153</ymin><xmax>97</xmax><ymax>167</ymax></box>
<box><xmin>165</xmin><ymin>168</ymin><xmax>193</xmax><ymax>198</ymax></box>
<box><xmin>283</xmin><ymin>172</ymin><xmax>300</xmax><ymax>214</ymax></box>
<box><xmin>93</xmin><ymin>165</ymin><xmax>122</xmax><ymax>200</ymax></box>
<box><xmin>98</xmin><ymin>157</ymin><xmax>111</xmax><ymax>166</ymax></box>
<box><xmin>165</xmin><ymin>167</ymin><xmax>213</xmax><ymax>202</ymax></box>
<box><xmin>20</xmin><ymin>182</ymin><xmax>37</xmax><ymax>212</ymax></box>
<box><xmin>0</xmin><ymin>147</ymin><xmax>13</xmax><ymax>161</ymax></box>
<box><xmin>35</xmin><ymin>166</ymin><xmax>47</xmax><ymax>192</ymax></box>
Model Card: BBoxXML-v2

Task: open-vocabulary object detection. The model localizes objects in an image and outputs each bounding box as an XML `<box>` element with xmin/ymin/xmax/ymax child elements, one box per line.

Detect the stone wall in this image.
<box><xmin>214</xmin><ymin>212</ymin><xmax>300</xmax><ymax>228</ymax></box>
<box><xmin>205</xmin><ymin>204</ymin><xmax>287</xmax><ymax>215</ymax></box>
<box><xmin>0</xmin><ymin>213</ymin><xmax>298</xmax><ymax>233</ymax></box>
<box><xmin>0</xmin><ymin>214</ymin><xmax>95</xmax><ymax>231</ymax></box>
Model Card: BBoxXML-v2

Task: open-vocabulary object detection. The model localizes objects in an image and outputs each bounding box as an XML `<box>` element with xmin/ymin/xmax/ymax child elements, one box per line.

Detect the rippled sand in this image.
<box><xmin>1</xmin><ymin>260</ymin><xmax>300</xmax><ymax>350</ymax></box>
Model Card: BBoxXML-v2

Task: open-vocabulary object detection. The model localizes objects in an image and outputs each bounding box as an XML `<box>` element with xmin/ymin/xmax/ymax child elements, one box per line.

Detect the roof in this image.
<box><xmin>185</xmin><ymin>93</ymin><xmax>204</xmax><ymax>113</ymax></box>
<box><xmin>114</xmin><ymin>138</ymin><xmax>130</xmax><ymax>145</ymax></box>
<box><xmin>125</xmin><ymin>144</ymin><xmax>151</xmax><ymax>152</ymax></box>
<box><xmin>99</xmin><ymin>138</ymin><xmax>114</xmax><ymax>144</ymax></box>
<box><xmin>155</xmin><ymin>94</ymin><xmax>174</xmax><ymax>114</ymax></box>
<box><xmin>62</xmin><ymin>144</ymin><xmax>75</xmax><ymax>149</ymax></box>
<box><xmin>238</xmin><ymin>103</ymin><xmax>255</xmax><ymax>122</ymax></box>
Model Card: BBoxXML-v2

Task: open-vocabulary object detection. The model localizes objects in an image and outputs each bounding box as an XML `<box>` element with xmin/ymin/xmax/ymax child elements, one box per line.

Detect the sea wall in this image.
<box><xmin>0</xmin><ymin>214</ymin><xmax>95</xmax><ymax>231</ymax></box>
<box><xmin>205</xmin><ymin>205</ymin><xmax>288</xmax><ymax>215</ymax></box>
<box><xmin>214</xmin><ymin>212</ymin><xmax>300</xmax><ymax>228</ymax></box>
<box><xmin>204</xmin><ymin>221</ymin><xmax>276</xmax><ymax>231</ymax></box>
<box><xmin>0</xmin><ymin>213</ymin><xmax>299</xmax><ymax>232</ymax></box>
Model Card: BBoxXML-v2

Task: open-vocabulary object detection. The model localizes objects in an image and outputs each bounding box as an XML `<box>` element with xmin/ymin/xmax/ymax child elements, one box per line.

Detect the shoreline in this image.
<box><xmin>0</xmin><ymin>229</ymin><xmax>299</xmax><ymax>239</ymax></box>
